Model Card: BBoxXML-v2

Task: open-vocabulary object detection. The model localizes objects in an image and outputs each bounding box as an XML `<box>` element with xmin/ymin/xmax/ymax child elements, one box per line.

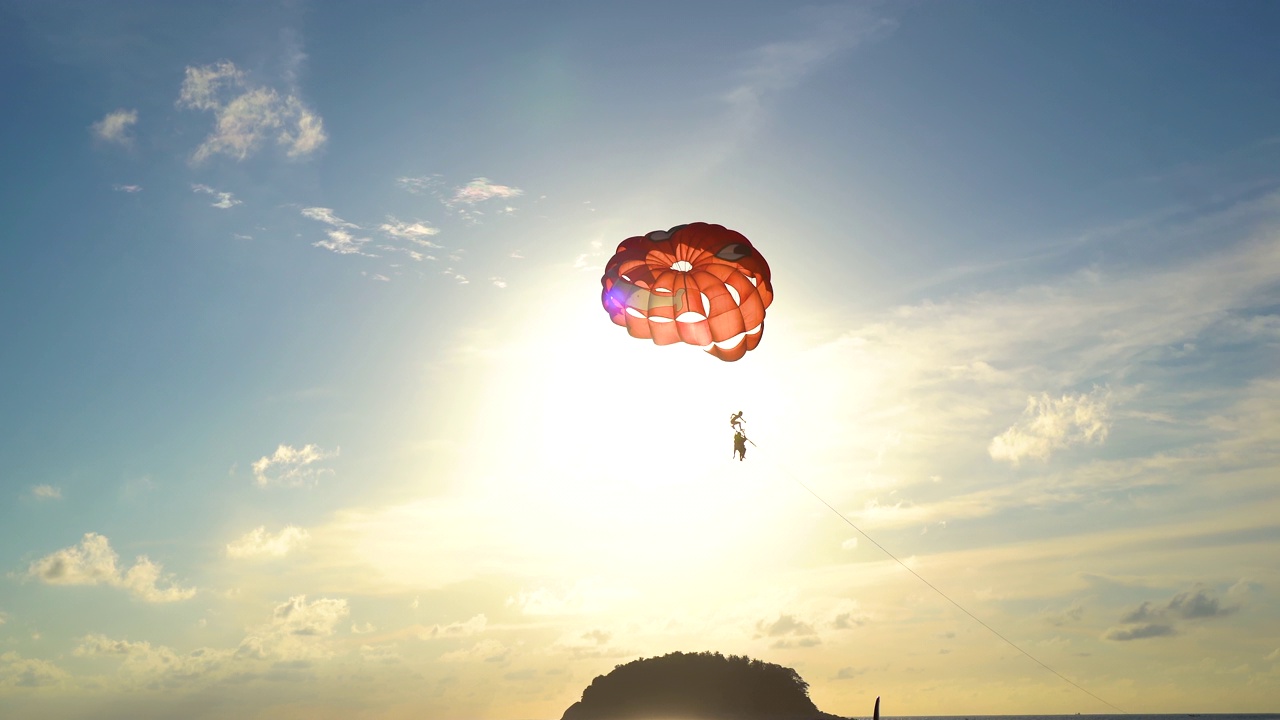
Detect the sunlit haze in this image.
<box><xmin>2</xmin><ymin>2</ymin><xmax>1279</xmax><ymax>719</ymax></box>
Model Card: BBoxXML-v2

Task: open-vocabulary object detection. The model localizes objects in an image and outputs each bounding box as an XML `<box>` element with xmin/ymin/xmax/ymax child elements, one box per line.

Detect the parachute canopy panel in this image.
<box><xmin>600</xmin><ymin>222</ymin><xmax>773</xmax><ymax>361</ymax></box>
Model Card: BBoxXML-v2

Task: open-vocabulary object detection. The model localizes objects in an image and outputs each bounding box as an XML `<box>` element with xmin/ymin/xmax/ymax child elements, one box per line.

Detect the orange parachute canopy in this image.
<box><xmin>600</xmin><ymin>222</ymin><xmax>773</xmax><ymax>361</ymax></box>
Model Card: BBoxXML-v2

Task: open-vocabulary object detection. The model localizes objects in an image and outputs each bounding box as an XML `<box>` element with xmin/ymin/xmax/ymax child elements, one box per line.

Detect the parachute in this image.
<box><xmin>600</xmin><ymin>223</ymin><xmax>773</xmax><ymax>361</ymax></box>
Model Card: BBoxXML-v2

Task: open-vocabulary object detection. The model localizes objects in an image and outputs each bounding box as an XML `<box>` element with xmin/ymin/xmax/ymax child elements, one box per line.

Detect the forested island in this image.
<box><xmin>560</xmin><ymin>651</ymin><xmax>851</xmax><ymax>720</ymax></box>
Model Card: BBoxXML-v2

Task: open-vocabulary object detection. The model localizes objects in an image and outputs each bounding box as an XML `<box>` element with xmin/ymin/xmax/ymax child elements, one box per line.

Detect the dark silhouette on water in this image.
<box><xmin>560</xmin><ymin>651</ymin><xmax>853</xmax><ymax>720</ymax></box>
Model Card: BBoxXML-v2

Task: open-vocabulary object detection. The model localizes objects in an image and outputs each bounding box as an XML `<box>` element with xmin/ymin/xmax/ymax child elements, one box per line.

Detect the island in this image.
<box><xmin>560</xmin><ymin>651</ymin><xmax>855</xmax><ymax>720</ymax></box>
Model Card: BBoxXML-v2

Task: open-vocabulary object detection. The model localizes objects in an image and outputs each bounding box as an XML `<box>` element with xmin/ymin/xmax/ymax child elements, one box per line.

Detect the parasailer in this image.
<box><xmin>733</xmin><ymin>430</ymin><xmax>748</xmax><ymax>462</ymax></box>
<box><xmin>729</xmin><ymin>410</ymin><xmax>745</xmax><ymax>431</ymax></box>
<box><xmin>600</xmin><ymin>223</ymin><xmax>773</xmax><ymax>361</ymax></box>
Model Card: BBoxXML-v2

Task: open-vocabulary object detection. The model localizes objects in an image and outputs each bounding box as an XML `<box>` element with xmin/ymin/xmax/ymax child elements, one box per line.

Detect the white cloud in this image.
<box><xmin>112</xmin><ymin>184</ymin><xmax>142</xmax><ymax>193</ymax></box>
<box><xmin>177</xmin><ymin>61</ymin><xmax>326</xmax><ymax>163</ymax></box>
<box><xmin>351</xmin><ymin>622</ymin><xmax>377</xmax><ymax>635</ymax></box>
<box><xmin>447</xmin><ymin>178</ymin><xmax>523</xmax><ymax>207</ymax></box>
<box><xmin>379</xmin><ymin>217</ymin><xmax>440</xmax><ymax>245</ymax></box>
<box><xmin>177</xmin><ymin>61</ymin><xmax>242</xmax><ymax>110</ymax></box>
<box><xmin>395</xmin><ymin>175</ymin><xmax>442</xmax><ymax>195</ymax></box>
<box><xmin>300</xmin><ymin>207</ymin><xmax>358</xmax><ymax>229</ymax></box>
<box><xmin>396</xmin><ymin>175</ymin><xmax>524</xmax><ymax>222</ymax></box>
<box><xmin>490</xmin><ymin>277</ymin><xmax>507</xmax><ymax>289</ymax></box>
<box><xmin>30</xmin><ymin>484</ymin><xmax>61</xmax><ymax>500</ymax></box>
<box><xmin>191</xmin><ymin>183</ymin><xmax>242</xmax><ymax>209</ymax></box>
<box><xmin>314</xmin><ymin>229</ymin><xmax>373</xmax><ymax>256</ymax></box>
<box><xmin>91</xmin><ymin>109</ymin><xmax>138</xmax><ymax>145</ymax></box>
<box><xmin>250</xmin><ymin>444</ymin><xmax>337</xmax><ymax>488</ymax></box>
<box><xmin>26</xmin><ymin>533</ymin><xmax>195</xmax><ymax>603</ymax></box>
<box><xmin>989</xmin><ymin>387</ymin><xmax>1112</xmax><ymax>464</ymax></box>
<box><xmin>226</xmin><ymin>525</ymin><xmax>310</xmax><ymax>559</ymax></box>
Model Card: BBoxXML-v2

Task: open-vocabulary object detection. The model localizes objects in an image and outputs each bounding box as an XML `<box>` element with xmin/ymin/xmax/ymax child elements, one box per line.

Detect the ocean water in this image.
<box><xmin>878</xmin><ymin>716</ymin><xmax>1280</xmax><ymax>720</ymax></box>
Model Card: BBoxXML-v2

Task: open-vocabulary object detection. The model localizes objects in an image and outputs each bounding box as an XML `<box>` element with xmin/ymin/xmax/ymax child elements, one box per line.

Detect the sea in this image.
<box><xmin>864</xmin><ymin>716</ymin><xmax>1280</xmax><ymax>720</ymax></box>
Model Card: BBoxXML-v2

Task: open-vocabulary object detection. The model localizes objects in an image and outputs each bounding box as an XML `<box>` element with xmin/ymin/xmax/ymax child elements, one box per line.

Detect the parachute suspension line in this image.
<box><xmin>792</xmin><ymin>478</ymin><xmax>1128</xmax><ymax>715</ymax></box>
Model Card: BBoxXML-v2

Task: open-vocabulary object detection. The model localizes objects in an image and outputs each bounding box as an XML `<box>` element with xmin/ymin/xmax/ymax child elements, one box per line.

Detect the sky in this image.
<box><xmin>2</xmin><ymin>1</ymin><xmax>1279</xmax><ymax>718</ymax></box>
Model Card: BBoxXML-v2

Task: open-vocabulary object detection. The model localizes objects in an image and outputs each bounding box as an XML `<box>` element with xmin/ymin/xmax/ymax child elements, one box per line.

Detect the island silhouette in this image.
<box><xmin>560</xmin><ymin>651</ymin><xmax>856</xmax><ymax>720</ymax></box>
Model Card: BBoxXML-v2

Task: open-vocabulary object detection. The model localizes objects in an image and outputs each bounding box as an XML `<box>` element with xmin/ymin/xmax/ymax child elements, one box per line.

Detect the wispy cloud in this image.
<box><xmin>91</xmin><ymin>109</ymin><xmax>138</xmax><ymax>145</ymax></box>
<box><xmin>447</xmin><ymin>178</ymin><xmax>523</xmax><ymax>207</ymax></box>
<box><xmin>396</xmin><ymin>175</ymin><xmax>524</xmax><ymax>223</ymax></box>
<box><xmin>192</xmin><ymin>183</ymin><xmax>241</xmax><ymax>209</ymax></box>
<box><xmin>395</xmin><ymin>175</ymin><xmax>440</xmax><ymax>195</ymax></box>
<box><xmin>26</xmin><ymin>533</ymin><xmax>196</xmax><ymax>603</ymax></box>
<box><xmin>30</xmin><ymin>484</ymin><xmax>62</xmax><ymax>500</ymax></box>
<box><xmin>379</xmin><ymin>217</ymin><xmax>440</xmax><ymax>246</ymax></box>
<box><xmin>177</xmin><ymin>60</ymin><xmax>326</xmax><ymax>163</ymax></box>
<box><xmin>301</xmin><ymin>206</ymin><xmax>358</xmax><ymax>228</ymax></box>
<box><xmin>301</xmin><ymin>208</ymin><xmax>374</xmax><ymax>256</ymax></box>
<box><xmin>251</xmin><ymin>444</ymin><xmax>337</xmax><ymax>488</ymax></box>
<box><xmin>313</xmin><ymin>229</ymin><xmax>373</xmax><ymax>255</ymax></box>
<box><xmin>989</xmin><ymin>387</ymin><xmax>1112</xmax><ymax>465</ymax></box>
<box><xmin>112</xmin><ymin>183</ymin><xmax>142</xmax><ymax>193</ymax></box>
<box><xmin>415</xmin><ymin>614</ymin><xmax>487</xmax><ymax>639</ymax></box>
<box><xmin>226</xmin><ymin>525</ymin><xmax>310</xmax><ymax>559</ymax></box>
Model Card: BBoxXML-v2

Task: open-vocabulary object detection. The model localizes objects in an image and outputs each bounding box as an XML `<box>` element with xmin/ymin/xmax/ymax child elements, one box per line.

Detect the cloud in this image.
<box><xmin>395</xmin><ymin>175</ymin><xmax>440</xmax><ymax>195</ymax></box>
<box><xmin>1043</xmin><ymin>601</ymin><xmax>1085</xmax><ymax>626</ymax></box>
<box><xmin>250</xmin><ymin>444</ymin><xmax>337</xmax><ymax>488</ymax></box>
<box><xmin>30</xmin><ymin>484</ymin><xmax>61</xmax><ymax>500</ymax></box>
<box><xmin>302</xmin><ymin>208</ymin><xmax>375</xmax><ymax>256</ymax></box>
<box><xmin>490</xmin><ymin>277</ymin><xmax>507</xmax><ymax>289</ymax></box>
<box><xmin>447</xmin><ymin>178</ymin><xmax>523</xmax><ymax>207</ymax></box>
<box><xmin>237</xmin><ymin>595</ymin><xmax>349</xmax><ymax>662</ymax></box>
<box><xmin>755</xmin><ymin>613</ymin><xmax>816</xmax><ymax>637</ymax></box>
<box><xmin>379</xmin><ymin>217</ymin><xmax>441</xmax><ymax>246</ymax></box>
<box><xmin>989</xmin><ymin>386</ymin><xmax>1112</xmax><ymax>464</ymax></box>
<box><xmin>1103</xmin><ymin>622</ymin><xmax>1175</xmax><ymax>641</ymax></box>
<box><xmin>300</xmin><ymin>207</ymin><xmax>358</xmax><ymax>229</ymax></box>
<box><xmin>112</xmin><ymin>184</ymin><xmax>142</xmax><ymax>193</ymax></box>
<box><xmin>1168</xmin><ymin>585</ymin><xmax>1238</xmax><ymax>619</ymax></box>
<box><xmin>415</xmin><ymin>614</ymin><xmax>487</xmax><ymax>639</ymax></box>
<box><xmin>754</xmin><ymin>613</ymin><xmax>820</xmax><ymax>648</ymax></box>
<box><xmin>1105</xmin><ymin>584</ymin><xmax>1238</xmax><ymax>641</ymax></box>
<box><xmin>177</xmin><ymin>60</ymin><xmax>326</xmax><ymax>163</ymax></box>
<box><xmin>439</xmin><ymin>639</ymin><xmax>509</xmax><ymax>664</ymax></box>
<box><xmin>314</xmin><ymin>229</ymin><xmax>373</xmax><ymax>256</ymax></box>
<box><xmin>351</xmin><ymin>622</ymin><xmax>377</xmax><ymax>635</ymax></box>
<box><xmin>226</xmin><ymin>525</ymin><xmax>310</xmax><ymax>559</ymax></box>
<box><xmin>91</xmin><ymin>109</ymin><xmax>137</xmax><ymax>145</ymax></box>
<box><xmin>26</xmin><ymin>533</ymin><xmax>195</xmax><ymax>602</ymax></box>
<box><xmin>74</xmin><ymin>634</ymin><xmax>229</xmax><ymax>686</ymax></box>
<box><xmin>0</xmin><ymin>651</ymin><xmax>68</xmax><ymax>689</ymax></box>
<box><xmin>191</xmin><ymin>183</ymin><xmax>242</xmax><ymax>209</ymax></box>
<box><xmin>396</xmin><ymin>175</ymin><xmax>524</xmax><ymax>222</ymax></box>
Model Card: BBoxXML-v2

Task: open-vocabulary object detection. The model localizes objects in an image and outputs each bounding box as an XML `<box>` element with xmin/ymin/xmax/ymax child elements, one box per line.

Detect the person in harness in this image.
<box><xmin>729</xmin><ymin>411</ymin><xmax>745</xmax><ymax>431</ymax></box>
<box><xmin>733</xmin><ymin>430</ymin><xmax>748</xmax><ymax>461</ymax></box>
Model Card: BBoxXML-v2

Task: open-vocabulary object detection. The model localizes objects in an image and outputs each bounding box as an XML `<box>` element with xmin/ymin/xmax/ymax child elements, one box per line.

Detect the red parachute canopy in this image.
<box><xmin>600</xmin><ymin>222</ymin><xmax>773</xmax><ymax>361</ymax></box>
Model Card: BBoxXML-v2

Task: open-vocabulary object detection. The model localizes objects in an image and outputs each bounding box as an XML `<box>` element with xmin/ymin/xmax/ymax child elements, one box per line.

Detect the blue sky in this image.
<box><xmin>3</xmin><ymin>1</ymin><xmax>1280</xmax><ymax>718</ymax></box>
